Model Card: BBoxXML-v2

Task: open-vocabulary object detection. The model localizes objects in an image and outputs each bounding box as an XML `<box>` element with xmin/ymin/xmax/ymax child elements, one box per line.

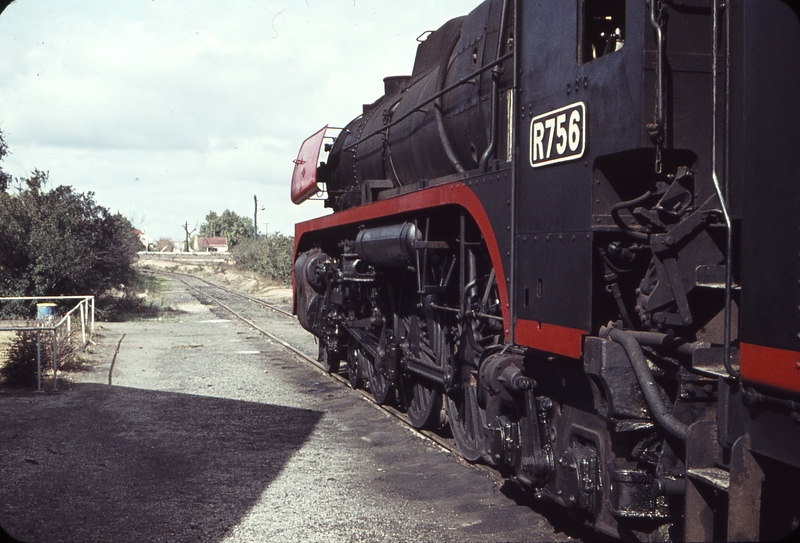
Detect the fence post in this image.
<box><xmin>81</xmin><ymin>300</ymin><xmax>87</xmax><ymax>345</ymax></box>
<box><xmin>36</xmin><ymin>329</ymin><xmax>42</xmax><ymax>393</ymax></box>
<box><xmin>91</xmin><ymin>297</ymin><xmax>95</xmax><ymax>335</ymax></box>
<box><xmin>52</xmin><ymin>327</ymin><xmax>58</xmax><ymax>391</ymax></box>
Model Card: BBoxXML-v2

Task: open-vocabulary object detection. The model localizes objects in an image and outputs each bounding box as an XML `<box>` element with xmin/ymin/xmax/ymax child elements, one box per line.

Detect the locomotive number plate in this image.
<box><xmin>529</xmin><ymin>102</ymin><xmax>586</xmax><ymax>168</ymax></box>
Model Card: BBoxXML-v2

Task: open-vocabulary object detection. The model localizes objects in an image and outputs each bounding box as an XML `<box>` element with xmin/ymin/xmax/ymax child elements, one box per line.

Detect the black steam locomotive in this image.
<box><xmin>290</xmin><ymin>1</ymin><xmax>800</xmax><ymax>540</ymax></box>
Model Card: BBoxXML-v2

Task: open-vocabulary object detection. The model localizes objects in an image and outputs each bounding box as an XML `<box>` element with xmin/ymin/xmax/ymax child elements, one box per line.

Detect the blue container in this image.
<box><xmin>36</xmin><ymin>302</ymin><xmax>56</xmax><ymax>324</ymax></box>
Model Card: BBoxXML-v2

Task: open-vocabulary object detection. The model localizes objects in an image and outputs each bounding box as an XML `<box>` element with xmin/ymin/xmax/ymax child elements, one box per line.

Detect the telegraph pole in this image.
<box><xmin>254</xmin><ymin>195</ymin><xmax>264</xmax><ymax>241</ymax></box>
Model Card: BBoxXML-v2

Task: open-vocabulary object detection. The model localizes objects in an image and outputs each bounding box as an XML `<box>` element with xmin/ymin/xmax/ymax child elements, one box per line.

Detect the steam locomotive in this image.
<box><xmin>290</xmin><ymin>1</ymin><xmax>800</xmax><ymax>540</ymax></box>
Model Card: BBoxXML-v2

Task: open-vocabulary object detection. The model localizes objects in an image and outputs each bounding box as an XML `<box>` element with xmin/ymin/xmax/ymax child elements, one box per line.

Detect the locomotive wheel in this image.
<box><xmin>405</xmin><ymin>380</ymin><xmax>442</xmax><ymax>429</ymax></box>
<box><xmin>401</xmin><ymin>313</ymin><xmax>445</xmax><ymax>430</ymax></box>
<box><xmin>446</xmin><ymin>358</ymin><xmax>488</xmax><ymax>462</ymax></box>
<box><xmin>319</xmin><ymin>342</ymin><xmax>342</xmax><ymax>374</ymax></box>
<box><xmin>346</xmin><ymin>340</ymin><xmax>365</xmax><ymax>390</ymax></box>
<box><xmin>446</xmin><ymin>269</ymin><xmax>497</xmax><ymax>461</ymax></box>
<box><xmin>366</xmin><ymin>356</ymin><xmax>393</xmax><ymax>404</ymax></box>
<box><xmin>365</xmin><ymin>348</ymin><xmax>394</xmax><ymax>405</ymax></box>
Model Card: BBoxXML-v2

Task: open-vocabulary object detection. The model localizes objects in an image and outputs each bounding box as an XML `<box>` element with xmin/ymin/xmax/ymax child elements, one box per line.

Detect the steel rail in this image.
<box><xmin>163</xmin><ymin>271</ymin><xmax>503</xmax><ymax>484</ymax></box>
<box><xmin>158</xmin><ymin>270</ymin><xmax>294</xmax><ymax>318</ymax></box>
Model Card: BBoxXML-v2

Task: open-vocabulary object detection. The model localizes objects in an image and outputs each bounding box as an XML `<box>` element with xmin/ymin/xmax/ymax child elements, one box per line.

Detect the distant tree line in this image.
<box><xmin>200</xmin><ymin>208</ymin><xmax>293</xmax><ymax>284</ymax></box>
<box><xmin>0</xmin><ymin>129</ymin><xmax>141</xmax><ymax>300</ymax></box>
<box><xmin>199</xmin><ymin>209</ymin><xmax>253</xmax><ymax>247</ymax></box>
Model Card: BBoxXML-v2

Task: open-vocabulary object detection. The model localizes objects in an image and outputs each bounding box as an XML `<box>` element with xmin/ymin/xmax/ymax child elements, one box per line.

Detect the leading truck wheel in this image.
<box><xmin>445</xmin><ymin>359</ymin><xmax>489</xmax><ymax>462</ymax></box>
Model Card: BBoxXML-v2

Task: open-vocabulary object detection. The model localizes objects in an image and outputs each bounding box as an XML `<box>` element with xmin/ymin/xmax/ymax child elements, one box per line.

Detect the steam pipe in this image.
<box><xmin>622</xmin><ymin>330</ymin><xmax>707</xmax><ymax>356</ymax></box>
<box><xmin>434</xmin><ymin>28</ymin><xmax>466</xmax><ymax>173</ymax></box>
<box><xmin>610</xmin><ymin>191</ymin><xmax>652</xmax><ymax>241</ymax></box>
<box><xmin>479</xmin><ymin>0</ymin><xmax>510</xmax><ymax>170</ymax></box>
<box><xmin>608</xmin><ymin>329</ymin><xmax>689</xmax><ymax>441</ymax></box>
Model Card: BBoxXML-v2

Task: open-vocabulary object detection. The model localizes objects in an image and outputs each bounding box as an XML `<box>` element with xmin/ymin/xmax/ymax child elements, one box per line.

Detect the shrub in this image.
<box><xmin>94</xmin><ymin>272</ymin><xmax>169</xmax><ymax>322</ymax></box>
<box><xmin>0</xmin><ymin>171</ymin><xmax>140</xmax><ymax>302</ymax></box>
<box><xmin>1</xmin><ymin>326</ymin><xmax>77</xmax><ymax>388</ymax></box>
<box><xmin>232</xmin><ymin>233</ymin><xmax>294</xmax><ymax>284</ymax></box>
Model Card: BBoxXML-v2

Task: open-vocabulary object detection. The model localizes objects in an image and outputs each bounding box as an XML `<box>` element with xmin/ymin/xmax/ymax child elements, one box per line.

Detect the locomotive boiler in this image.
<box><xmin>290</xmin><ymin>1</ymin><xmax>800</xmax><ymax>540</ymax></box>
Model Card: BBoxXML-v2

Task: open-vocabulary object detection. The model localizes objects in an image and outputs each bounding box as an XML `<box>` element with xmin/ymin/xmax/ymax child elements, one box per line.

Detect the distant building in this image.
<box><xmin>132</xmin><ymin>229</ymin><xmax>152</xmax><ymax>250</ymax></box>
<box><xmin>193</xmin><ymin>236</ymin><xmax>229</xmax><ymax>253</ymax></box>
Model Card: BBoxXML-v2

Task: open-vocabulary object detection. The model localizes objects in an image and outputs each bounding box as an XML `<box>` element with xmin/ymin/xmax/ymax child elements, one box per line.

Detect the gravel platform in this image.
<box><xmin>0</xmin><ymin>278</ymin><xmax>594</xmax><ymax>543</ymax></box>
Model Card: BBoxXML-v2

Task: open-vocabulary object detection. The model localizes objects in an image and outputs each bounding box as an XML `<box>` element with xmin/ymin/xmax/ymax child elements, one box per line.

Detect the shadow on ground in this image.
<box><xmin>0</xmin><ymin>384</ymin><xmax>322</xmax><ymax>542</ymax></box>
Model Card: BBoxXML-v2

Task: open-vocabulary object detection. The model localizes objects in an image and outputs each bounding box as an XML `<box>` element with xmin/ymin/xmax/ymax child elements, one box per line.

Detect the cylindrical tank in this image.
<box><xmin>354</xmin><ymin>222</ymin><xmax>421</xmax><ymax>267</ymax></box>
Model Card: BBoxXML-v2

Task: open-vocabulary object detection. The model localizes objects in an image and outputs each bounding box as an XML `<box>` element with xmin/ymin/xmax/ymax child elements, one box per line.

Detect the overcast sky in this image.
<box><xmin>0</xmin><ymin>0</ymin><xmax>475</xmax><ymax>243</ymax></box>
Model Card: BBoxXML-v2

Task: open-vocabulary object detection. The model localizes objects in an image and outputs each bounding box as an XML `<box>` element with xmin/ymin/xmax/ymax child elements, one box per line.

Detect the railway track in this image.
<box><xmin>169</xmin><ymin>272</ymin><xmax>295</xmax><ymax>318</ymax></box>
<box><xmin>155</xmin><ymin>270</ymin><xmax>502</xmax><ymax>482</ymax></box>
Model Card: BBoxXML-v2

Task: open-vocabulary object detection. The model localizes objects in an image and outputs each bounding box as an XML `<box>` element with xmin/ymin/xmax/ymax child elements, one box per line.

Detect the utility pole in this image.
<box><xmin>254</xmin><ymin>195</ymin><xmax>264</xmax><ymax>241</ymax></box>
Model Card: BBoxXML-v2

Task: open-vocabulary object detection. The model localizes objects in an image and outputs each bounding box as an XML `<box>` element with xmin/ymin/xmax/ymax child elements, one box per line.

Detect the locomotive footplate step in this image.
<box><xmin>686</xmin><ymin>467</ymin><xmax>731</xmax><ymax>491</ymax></box>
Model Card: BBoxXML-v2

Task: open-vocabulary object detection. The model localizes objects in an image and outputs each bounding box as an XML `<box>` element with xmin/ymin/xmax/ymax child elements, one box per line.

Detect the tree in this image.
<box><xmin>154</xmin><ymin>238</ymin><xmax>175</xmax><ymax>252</ymax></box>
<box><xmin>199</xmin><ymin>209</ymin><xmax>253</xmax><ymax>247</ymax></box>
<box><xmin>182</xmin><ymin>221</ymin><xmax>196</xmax><ymax>252</ymax></box>
<box><xmin>0</xmin><ymin>128</ymin><xmax>11</xmax><ymax>192</ymax></box>
<box><xmin>0</xmin><ymin>171</ymin><xmax>140</xmax><ymax>297</ymax></box>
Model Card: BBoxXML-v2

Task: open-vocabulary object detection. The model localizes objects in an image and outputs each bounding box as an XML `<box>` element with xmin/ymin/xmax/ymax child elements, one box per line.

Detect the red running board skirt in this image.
<box><xmin>740</xmin><ymin>342</ymin><xmax>800</xmax><ymax>396</ymax></box>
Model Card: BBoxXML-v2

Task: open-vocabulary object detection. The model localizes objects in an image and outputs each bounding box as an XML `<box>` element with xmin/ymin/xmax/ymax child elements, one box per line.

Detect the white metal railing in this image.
<box><xmin>0</xmin><ymin>296</ymin><xmax>95</xmax><ymax>391</ymax></box>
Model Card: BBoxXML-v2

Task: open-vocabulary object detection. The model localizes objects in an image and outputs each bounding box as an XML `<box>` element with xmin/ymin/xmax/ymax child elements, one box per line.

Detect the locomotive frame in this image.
<box><xmin>291</xmin><ymin>1</ymin><xmax>800</xmax><ymax>541</ymax></box>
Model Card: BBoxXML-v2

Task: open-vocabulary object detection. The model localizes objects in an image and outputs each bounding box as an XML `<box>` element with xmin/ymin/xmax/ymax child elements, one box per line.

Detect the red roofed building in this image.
<box><xmin>193</xmin><ymin>236</ymin><xmax>229</xmax><ymax>253</ymax></box>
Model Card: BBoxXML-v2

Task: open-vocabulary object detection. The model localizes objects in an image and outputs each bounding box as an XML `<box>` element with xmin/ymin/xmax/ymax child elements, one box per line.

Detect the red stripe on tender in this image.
<box><xmin>740</xmin><ymin>342</ymin><xmax>800</xmax><ymax>396</ymax></box>
<box><xmin>515</xmin><ymin>319</ymin><xmax>585</xmax><ymax>359</ymax></box>
<box><xmin>294</xmin><ymin>183</ymin><xmax>510</xmax><ymax>335</ymax></box>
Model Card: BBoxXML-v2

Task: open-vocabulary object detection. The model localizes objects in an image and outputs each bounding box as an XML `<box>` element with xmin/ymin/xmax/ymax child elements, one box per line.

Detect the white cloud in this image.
<box><xmin>0</xmin><ymin>0</ymin><xmax>478</xmax><ymax>241</ymax></box>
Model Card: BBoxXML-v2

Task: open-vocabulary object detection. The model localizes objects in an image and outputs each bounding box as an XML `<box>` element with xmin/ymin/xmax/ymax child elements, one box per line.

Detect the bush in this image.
<box><xmin>232</xmin><ymin>233</ymin><xmax>294</xmax><ymax>284</ymax></box>
<box><xmin>1</xmin><ymin>326</ymin><xmax>77</xmax><ymax>388</ymax></box>
<box><xmin>0</xmin><ymin>171</ymin><xmax>141</xmax><ymax>302</ymax></box>
<box><xmin>94</xmin><ymin>272</ymin><xmax>170</xmax><ymax>322</ymax></box>
<box><xmin>94</xmin><ymin>294</ymin><xmax>161</xmax><ymax>322</ymax></box>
